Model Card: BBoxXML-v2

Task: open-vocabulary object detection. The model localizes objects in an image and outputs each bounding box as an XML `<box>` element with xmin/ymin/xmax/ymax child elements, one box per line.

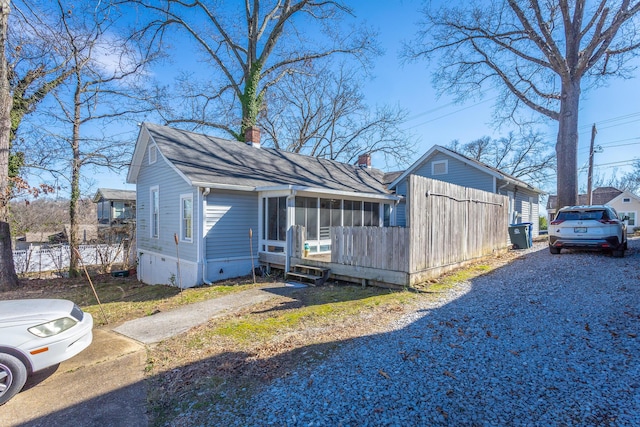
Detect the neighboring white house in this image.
<box><xmin>127</xmin><ymin>123</ymin><xmax>544</xmax><ymax>287</ymax></box>
<box><xmin>608</xmin><ymin>190</ymin><xmax>640</xmax><ymax>232</ymax></box>
<box><xmin>547</xmin><ymin>187</ymin><xmax>639</xmax><ymax>231</ymax></box>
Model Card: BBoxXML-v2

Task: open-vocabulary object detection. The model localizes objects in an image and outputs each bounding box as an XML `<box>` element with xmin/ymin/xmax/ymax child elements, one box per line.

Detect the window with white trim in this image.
<box><xmin>432</xmin><ymin>160</ymin><xmax>448</xmax><ymax>175</ymax></box>
<box><xmin>623</xmin><ymin>197</ymin><xmax>631</xmax><ymax>203</ymax></box>
<box><xmin>148</xmin><ymin>145</ymin><xmax>157</xmax><ymax>164</ymax></box>
<box><xmin>619</xmin><ymin>211</ymin><xmax>636</xmax><ymax>226</ymax></box>
<box><xmin>180</xmin><ymin>194</ymin><xmax>193</xmax><ymax>242</ymax></box>
<box><xmin>150</xmin><ymin>186</ymin><xmax>159</xmax><ymax>238</ymax></box>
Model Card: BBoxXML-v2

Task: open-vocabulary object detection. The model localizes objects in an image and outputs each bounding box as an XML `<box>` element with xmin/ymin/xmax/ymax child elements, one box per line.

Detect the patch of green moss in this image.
<box><xmin>212</xmin><ymin>289</ymin><xmax>415</xmax><ymax>343</ymax></box>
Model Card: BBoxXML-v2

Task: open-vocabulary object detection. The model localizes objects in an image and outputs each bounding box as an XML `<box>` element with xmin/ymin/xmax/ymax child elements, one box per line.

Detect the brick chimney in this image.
<box><xmin>356</xmin><ymin>153</ymin><xmax>371</xmax><ymax>168</ymax></box>
<box><xmin>245</xmin><ymin>126</ymin><xmax>261</xmax><ymax>148</ymax></box>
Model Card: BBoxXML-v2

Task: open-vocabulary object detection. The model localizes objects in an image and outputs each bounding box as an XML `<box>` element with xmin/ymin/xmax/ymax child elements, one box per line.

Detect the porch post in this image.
<box><xmin>285</xmin><ymin>193</ymin><xmax>296</xmax><ymax>272</ymax></box>
<box><xmin>257</xmin><ymin>195</ymin><xmax>264</xmax><ymax>255</ymax></box>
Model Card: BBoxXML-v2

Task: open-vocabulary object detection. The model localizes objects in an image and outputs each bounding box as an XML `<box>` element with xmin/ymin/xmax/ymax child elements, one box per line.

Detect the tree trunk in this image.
<box><xmin>555</xmin><ymin>78</ymin><xmax>581</xmax><ymax>210</ymax></box>
<box><xmin>68</xmin><ymin>159</ymin><xmax>80</xmax><ymax>277</ymax></box>
<box><xmin>0</xmin><ymin>0</ymin><xmax>18</xmax><ymax>291</ymax></box>
<box><xmin>0</xmin><ymin>221</ymin><xmax>18</xmax><ymax>289</ymax></box>
<box><xmin>68</xmin><ymin>80</ymin><xmax>81</xmax><ymax>277</ymax></box>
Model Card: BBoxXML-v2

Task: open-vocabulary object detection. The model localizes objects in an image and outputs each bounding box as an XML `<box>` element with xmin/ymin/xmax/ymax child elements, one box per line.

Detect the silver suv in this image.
<box><xmin>549</xmin><ymin>205</ymin><xmax>628</xmax><ymax>257</ymax></box>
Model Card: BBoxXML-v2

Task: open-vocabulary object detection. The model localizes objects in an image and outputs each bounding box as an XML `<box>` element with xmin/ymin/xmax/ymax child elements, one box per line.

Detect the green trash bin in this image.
<box><xmin>508</xmin><ymin>224</ymin><xmax>531</xmax><ymax>249</ymax></box>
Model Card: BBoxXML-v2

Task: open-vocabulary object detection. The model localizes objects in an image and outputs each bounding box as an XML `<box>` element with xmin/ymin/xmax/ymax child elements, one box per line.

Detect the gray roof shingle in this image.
<box><xmin>546</xmin><ymin>187</ymin><xmax>623</xmax><ymax>210</ymax></box>
<box><xmin>146</xmin><ymin>123</ymin><xmax>390</xmax><ymax>195</ymax></box>
<box><xmin>94</xmin><ymin>188</ymin><xmax>136</xmax><ymax>202</ymax></box>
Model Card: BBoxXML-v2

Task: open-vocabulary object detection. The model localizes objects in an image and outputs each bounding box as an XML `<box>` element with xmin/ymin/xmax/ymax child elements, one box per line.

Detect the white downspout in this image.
<box><xmin>201</xmin><ymin>187</ymin><xmax>212</xmax><ymax>285</ymax></box>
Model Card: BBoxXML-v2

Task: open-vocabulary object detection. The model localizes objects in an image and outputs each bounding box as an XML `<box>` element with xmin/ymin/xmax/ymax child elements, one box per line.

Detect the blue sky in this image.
<box><xmin>100</xmin><ymin>0</ymin><xmax>640</xmax><ymax>198</ymax></box>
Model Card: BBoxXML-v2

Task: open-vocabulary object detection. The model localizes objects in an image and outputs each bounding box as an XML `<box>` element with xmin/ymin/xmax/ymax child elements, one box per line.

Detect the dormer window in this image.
<box><xmin>432</xmin><ymin>160</ymin><xmax>448</xmax><ymax>175</ymax></box>
<box><xmin>149</xmin><ymin>145</ymin><xmax>157</xmax><ymax>164</ymax></box>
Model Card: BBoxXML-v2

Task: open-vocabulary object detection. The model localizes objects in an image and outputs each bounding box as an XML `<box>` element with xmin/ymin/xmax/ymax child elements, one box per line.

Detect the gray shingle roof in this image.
<box><xmin>94</xmin><ymin>188</ymin><xmax>136</xmax><ymax>202</ymax></box>
<box><xmin>546</xmin><ymin>187</ymin><xmax>623</xmax><ymax>210</ymax></box>
<box><xmin>146</xmin><ymin>123</ymin><xmax>390</xmax><ymax>195</ymax></box>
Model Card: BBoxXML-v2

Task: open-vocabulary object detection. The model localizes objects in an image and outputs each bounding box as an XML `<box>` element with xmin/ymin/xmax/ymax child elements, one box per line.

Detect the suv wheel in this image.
<box><xmin>0</xmin><ymin>353</ymin><xmax>28</xmax><ymax>405</ymax></box>
<box><xmin>549</xmin><ymin>246</ymin><xmax>561</xmax><ymax>255</ymax></box>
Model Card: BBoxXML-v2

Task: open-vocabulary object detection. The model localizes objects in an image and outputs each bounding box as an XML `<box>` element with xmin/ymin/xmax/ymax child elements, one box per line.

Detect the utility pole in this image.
<box><xmin>587</xmin><ymin>124</ymin><xmax>597</xmax><ymax>205</ymax></box>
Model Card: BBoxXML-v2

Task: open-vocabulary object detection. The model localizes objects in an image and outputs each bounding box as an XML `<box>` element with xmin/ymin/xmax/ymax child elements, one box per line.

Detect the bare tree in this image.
<box><xmin>619</xmin><ymin>160</ymin><xmax>640</xmax><ymax>194</ymax></box>
<box><xmin>593</xmin><ymin>160</ymin><xmax>640</xmax><ymax>194</ymax></box>
<box><xmin>405</xmin><ymin>0</ymin><xmax>640</xmax><ymax>209</ymax></box>
<box><xmin>448</xmin><ymin>131</ymin><xmax>556</xmax><ymax>187</ymax></box>
<box><xmin>9</xmin><ymin>1</ymin><xmax>75</xmax><ymax>163</ymax></box>
<box><xmin>260</xmin><ymin>61</ymin><xmax>416</xmax><ymax>167</ymax></box>
<box><xmin>9</xmin><ymin>197</ymin><xmax>95</xmax><ymax>238</ymax></box>
<box><xmin>1</xmin><ymin>0</ymin><xmax>88</xmax><ymax>290</ymax></box>
<box><xmin>33</xmin><ymin>0</ymin><xmax>158</xmax><ymax>276</ymax></box>
<box><xmin>134</xmin><ymin>0</ymin><xmax>377</xmax><ymax>140</ymax></box>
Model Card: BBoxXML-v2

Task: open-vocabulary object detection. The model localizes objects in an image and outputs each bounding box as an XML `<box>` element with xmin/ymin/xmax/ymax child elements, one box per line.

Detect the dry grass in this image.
<box><xmin>2</xmin><ymin>273</ymin><xmax>277</xmax><ymax>327</ymax></box>
<box><xmin>146</xmin><ymin>284</ymin><xmax>419</xmax><ymax>424</ymax></box>
<box><xmin>145</xmin><ymin>250</ymin><xmax>526</xmax><ymax>425</ymax></box>
<box><xmin>1</xmin><ymin>246</ymin><xmax>533</xmax><ymax>426</ymax></box>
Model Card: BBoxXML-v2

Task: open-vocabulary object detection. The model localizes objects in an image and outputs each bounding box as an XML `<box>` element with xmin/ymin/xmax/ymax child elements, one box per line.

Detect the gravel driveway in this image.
<box><xmin>206</xmin><ymin>238</ymin><xmax>640</xmax><ymax>426</ymax></box>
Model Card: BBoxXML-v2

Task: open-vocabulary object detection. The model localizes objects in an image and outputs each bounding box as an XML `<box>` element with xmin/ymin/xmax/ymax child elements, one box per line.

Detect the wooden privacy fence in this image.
<box><xmin>288</xmin><ymin>176</ymin><xmax>508</xmax><ymax>287</ymax></box>
<box><xmin>331</xmin><ymin>226</ymin><xmax>409</xmax><ymax>272</ymax></box>
<box><xmin>407</xmin><ymin>176</ymin><xmax>508</xmax><ymax>283</ymax></box>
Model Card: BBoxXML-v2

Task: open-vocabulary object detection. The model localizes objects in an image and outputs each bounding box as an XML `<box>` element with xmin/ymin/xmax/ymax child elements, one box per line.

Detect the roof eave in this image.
<box><xmin>126</xmin><ymin>124</ymin><xmax>150</xmax><ymax>184</ymax></box>
<box><xmin>257</xmin><ymin>185</ymin><xmax>400</xmax><ymax>201</ymax></box>
<box><xmin>501</xmin><ymin>176</ymin><xmax>545</xmax><ymax>195</ymax></box>
<box><xmin>389</xmin><ymin>145</ymin><xmax>505</xmax><ymax>189</ymax></box>
<box><xmin>191</xmin><ymin>182</ymin><xmax>256</xmax><ymax>192</ymax></box>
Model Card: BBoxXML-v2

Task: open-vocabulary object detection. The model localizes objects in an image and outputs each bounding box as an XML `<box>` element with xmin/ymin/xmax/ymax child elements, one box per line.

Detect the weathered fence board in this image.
<box><xmin>331</xmin><ymin>226</ymin><xmax>410</xmax><ymax>272</ymax></box>
<box><xmin>407</xmin><ymin>176</ymin><xmax>509</xmax><ymax>276</ymax></box>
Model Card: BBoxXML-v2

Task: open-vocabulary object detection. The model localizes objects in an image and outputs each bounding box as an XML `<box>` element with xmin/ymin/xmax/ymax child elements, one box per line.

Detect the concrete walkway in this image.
<box><xmin>1</xmin><ymin>283</ymin><xmax>301</xmax><ymax>426</ymax></box>
<box><xmin>113</xmin><ymin>284</ymin><xmax>298</xmax><ymax>344</ymax></box>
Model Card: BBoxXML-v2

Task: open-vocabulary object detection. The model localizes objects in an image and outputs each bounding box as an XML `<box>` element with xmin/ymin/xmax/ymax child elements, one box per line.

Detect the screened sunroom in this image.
<box><xmin>258</xmin><ymin>189</ymin><xmax>399</xmax><ymax>258</ymax></box>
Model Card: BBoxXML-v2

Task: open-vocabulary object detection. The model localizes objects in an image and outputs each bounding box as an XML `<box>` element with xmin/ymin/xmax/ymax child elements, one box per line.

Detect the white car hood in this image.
<box><xmin>0</xmin><ymin>299</ymin><xmax>76</xmax><ymax>324</ymax></box>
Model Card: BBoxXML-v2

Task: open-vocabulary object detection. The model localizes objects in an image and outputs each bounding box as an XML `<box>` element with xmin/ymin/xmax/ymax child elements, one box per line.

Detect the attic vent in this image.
<box><xmin>149</xmin><ymin>145</ymin><xmax>157</xmax><ymax>164</ymax></box>
<box><xmin>432</xmin><ymin>160</ymin><xmax>448</xmax><ymax>175</ymax></box>
<box><xmin>623</xmin><ymin>197</ymin><xmax>631</xmax><ymax>203</ymax></box>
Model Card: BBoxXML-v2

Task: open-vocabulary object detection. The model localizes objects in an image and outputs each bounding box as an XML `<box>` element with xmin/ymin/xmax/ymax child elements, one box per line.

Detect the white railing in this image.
<box><xmin>12</xmin><ymin>244</ymin><xmax>126</xmax><ymax>275</ymax></box>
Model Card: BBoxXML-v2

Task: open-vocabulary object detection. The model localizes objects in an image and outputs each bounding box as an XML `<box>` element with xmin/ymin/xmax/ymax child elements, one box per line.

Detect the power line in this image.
<box><xmin>578</xmin><ymin>111</ymin><xmax>640</xmax><ymax>132</ymax></box>
<box><xmin>403</xmin><ymin>96</ymin><xmax>499</xmax><ymax>130</ymax></box>
<box><xmin>578</xmin><ymin>139</ymin><xmax>640</xmax><ymax>154</ymax></box>
<box><xmin>404</xmin><ymin>99</ymin><xmax>463</xmax><ymax>121</ymax></box>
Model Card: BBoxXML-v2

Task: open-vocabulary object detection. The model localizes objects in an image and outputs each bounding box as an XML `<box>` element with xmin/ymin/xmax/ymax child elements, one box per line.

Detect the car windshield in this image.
<box><xmin>556</xmin><ymin>210</ymin><xmax>608</xmax><ymax>221</ymax></box>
